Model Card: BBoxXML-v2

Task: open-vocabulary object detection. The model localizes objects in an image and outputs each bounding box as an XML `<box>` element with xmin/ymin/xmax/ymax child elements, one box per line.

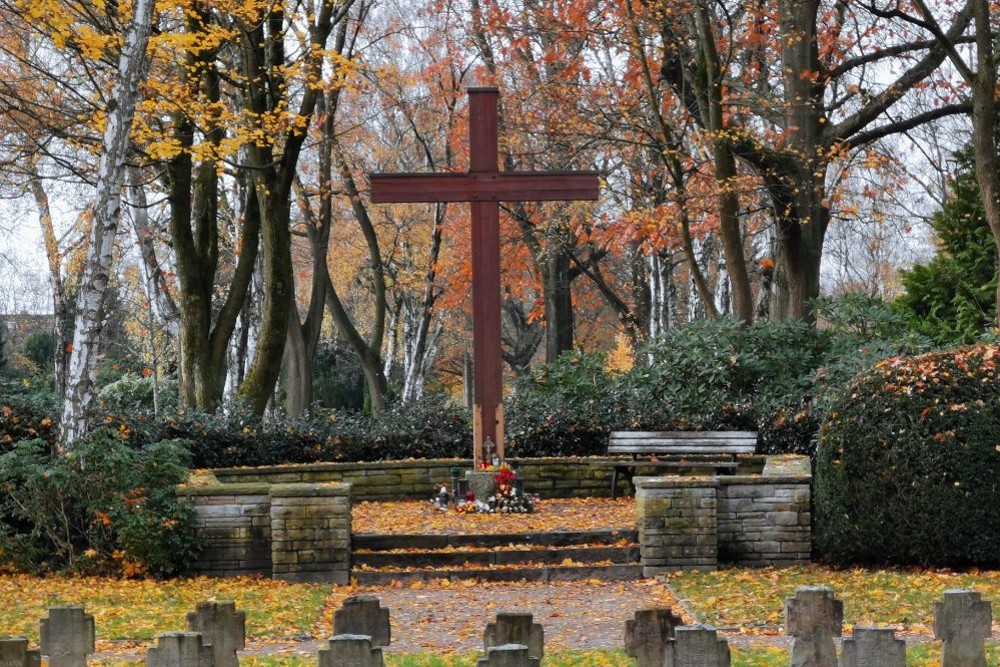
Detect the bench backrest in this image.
<box><xmin>608</xmin><ymin>431</ymin><xmax>758</xmax><ymax>456</ymax></box>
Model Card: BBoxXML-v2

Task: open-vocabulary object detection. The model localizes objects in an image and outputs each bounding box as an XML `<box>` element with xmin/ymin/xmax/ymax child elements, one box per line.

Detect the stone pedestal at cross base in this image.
<box><xmin>39</xmin><ymin>606</ymin><xmax>95</xmax><ymax>667</ymax></box>
<box><xmin>466</xmin><ymin>471</ymin><xmax>497</xmax><ymax>502</ymax></box>
<box><xmin>484</xmin><ymin>613</ymin><xmax>544</xmax><ymax>660</ymax></box>
<box><xmin>665</xmin><ymin>625</ymin><xmax>730</xmax><ymax>667</ymax></box>
<box><xmin>625</xmin><ymin>608</ymin><xmax>683</xmax><ymax>667</ymax></box>
<box><xmin>146</xmin><ymin>632</ymin><xmax>214</xmax><ymax>667</ymax></box>
<box><xmin>477</xmin><ymin>645</ymin><xmax>540</xmax><ymax>667</ymax></box>
<box><xmin>0</xmin><ymin>637</ymin><xmax>41</xmax><ymax>667</ymax></box>
<box><xmin>784</xmin><ymin>586</ymin><xmax>843</xmax><ymax>667</ymax></box>
<box><xmin>840</xmin><ymin>627</ymin><xmax>905</xmax><ymax>667</ymax></box>
<box><xmin>934</xmin><ymin>589</ymin><xmax>992</xmax><ymax>667</ymax></box>
<box><xmin>186</xmin><ymin>600</ymin><xmax>245</xmax><ymax>667</ymax></box>
<box><xmin>319</xmin><ymin>635</ymin><xmax>384</xmax><ymax>667</ymax></box>
<box><xmin>333</xmin><ymin>596</ymin><xmax>391</xmax><ymax>648</ymax></box>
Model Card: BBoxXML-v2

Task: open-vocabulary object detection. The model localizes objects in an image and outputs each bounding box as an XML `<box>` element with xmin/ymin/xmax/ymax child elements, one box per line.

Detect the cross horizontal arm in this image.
<box><xmin>370</xmin><ymin>171</ymin><xmax>601</xmax><ymax>204</ymax></box>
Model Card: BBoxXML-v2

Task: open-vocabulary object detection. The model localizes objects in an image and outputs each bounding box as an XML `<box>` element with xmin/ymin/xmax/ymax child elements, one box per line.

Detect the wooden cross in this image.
<box><xmin>370</xmin><ymin>87</ymin><xmax>600</xmax><ymax>467</ymax></box>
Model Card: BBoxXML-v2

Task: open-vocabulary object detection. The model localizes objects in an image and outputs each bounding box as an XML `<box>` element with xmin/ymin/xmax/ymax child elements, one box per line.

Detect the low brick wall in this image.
<box><xmin>211</xmin><ymin>457</ymin><xmax>766</xmax><ymax>500</ymax></box>
<box><xmin>636</xmin><ymin>455</ymin><xmax>811</xmax><ymax>573</ymax></box>
<box><xmin>178</xmin><ymin>478</ymin><xmax>350</xmax><ymax>582</ymax></box>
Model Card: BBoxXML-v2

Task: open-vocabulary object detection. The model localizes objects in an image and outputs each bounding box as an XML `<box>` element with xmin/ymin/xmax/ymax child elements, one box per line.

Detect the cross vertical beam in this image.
<box><xmin>468</xmin><ymin>89</ymin><xmax>504</xmax><ymax>466</ymax></box>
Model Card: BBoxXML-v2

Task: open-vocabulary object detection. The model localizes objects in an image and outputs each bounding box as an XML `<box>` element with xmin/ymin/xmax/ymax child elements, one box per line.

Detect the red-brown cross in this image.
<box><xmin>369</xmin><ymin>87</ymin><xmax>600</xmax><ymax>467</ymax></box>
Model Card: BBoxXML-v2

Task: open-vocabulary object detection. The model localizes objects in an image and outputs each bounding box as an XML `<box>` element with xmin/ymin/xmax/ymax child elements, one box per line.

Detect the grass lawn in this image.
<box><xmin>662</xmin><ymin>564</ymin><xmax>1000</xmax><ymax>632</ymax></box>
<box><xmin>0</xmin><ymin>574</ymin><xmax>329</xmax><ymax>641</ymax></box>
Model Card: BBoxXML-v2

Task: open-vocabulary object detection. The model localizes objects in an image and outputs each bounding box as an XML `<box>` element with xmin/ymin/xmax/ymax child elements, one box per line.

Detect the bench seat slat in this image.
<box><xmin>609</xmin><ymin>431</ymin><xmax>757</xmax><ymax>440</ymax></box>
<box><xmin>607</xmin><ymin>444</ymin><xmax>756</xmax><ymax>455</ymax></box>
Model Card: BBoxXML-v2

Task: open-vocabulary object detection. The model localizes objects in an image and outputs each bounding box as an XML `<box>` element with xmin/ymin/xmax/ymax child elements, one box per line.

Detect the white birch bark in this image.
<box><xmin>61</xmin><ymin>0</ymin><xmax>154</xmax><ymax>447</ymax></box>
<box><xmin>127</xmin><ymin>167</ymin><xmax>179</xmax><ymax>339</ymax></box>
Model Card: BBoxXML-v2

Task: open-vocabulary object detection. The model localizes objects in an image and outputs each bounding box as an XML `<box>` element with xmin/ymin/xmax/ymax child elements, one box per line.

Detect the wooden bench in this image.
<box><xmin>600</xmin><ymin>431</ymin><xmax>758</xmax><ymax>498</ymax></box>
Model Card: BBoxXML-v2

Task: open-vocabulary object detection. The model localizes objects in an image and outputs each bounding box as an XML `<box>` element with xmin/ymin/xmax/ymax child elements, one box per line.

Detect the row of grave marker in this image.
<box><xmin>0</xmin><ymin>587</ymin><xmax>993</xmax><ymax>667</ymax></box>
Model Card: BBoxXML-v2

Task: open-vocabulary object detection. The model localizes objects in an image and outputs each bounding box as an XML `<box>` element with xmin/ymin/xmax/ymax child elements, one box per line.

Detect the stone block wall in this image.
<box><xmin>211</xmin><ymin>457</ymin><xmax>765</xmax><ymax>501</ymax></box>
<box><xmin>270</xmin><ymin>483</ymin><xmax>351</xmax><ymax>584</ymax></box>
<box><xmin>635</xmin><ymin>455</ymin><xmax>811</xmax><ymax>571</ymax></box>
<box><xmin>636</xmin><ymin>478</ymin><xmax>718</xmax><ymax>575</ymax></box>
<box><xmin>177</xmin><ymin>483</ymin><xmax>272</xmax><ymax>577</ymax></box>
<box><xmin>178</xmin><ymin>480</ymin><xmax>351</xmax><ymax>581</ymax></box>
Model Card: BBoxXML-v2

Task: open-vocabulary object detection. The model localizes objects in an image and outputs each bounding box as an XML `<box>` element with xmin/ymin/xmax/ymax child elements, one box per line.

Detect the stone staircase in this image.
<box><xmin>350</xmin><ymin>529</ymin><xmax>642</xmax><ymax>584</ymax></box>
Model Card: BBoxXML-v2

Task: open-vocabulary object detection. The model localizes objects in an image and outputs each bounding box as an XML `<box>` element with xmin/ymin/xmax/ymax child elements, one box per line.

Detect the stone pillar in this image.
<box><xmin>484</xmin><ymin>613</ymin><xmax>543</xmax><ymax>660</ymax></box>
<box><xmin>333</xmin><ymin>596</ymin><xmax>391</xmax><ymax>648</ymax></box>
<box><xmin>785</xmin><ymin>586</ymin><xmax>842</xmax><ymax>667</ymax></box>
<box><xmin>147</xmin><ymin>633</ymin><xmax>214</xmax><ymax>667</ymax></box>
<box><xmin>186</xmin><ymin>601</ymin><xmax>245</xmax><ymax>667</ymax></box>
<box><xmin>635</xmin><ymin>477</ymin><xmax>718</xmax><ymax>573</ymax></box>
<box><xmin>934</xmin><ymin>589</ymin><xmax>992</xmax><ymax>667</ymax></box>
<box><xmin>270</xmin><ymin>482</ymin><xmax>351</xmax><ymax>583</ymax></box>
<box><xmin>665</xmin><ymin>625</ymin><xmax>730</xmax><ymax>667</ymax></box>
<box><xmin>39</xmin><ymin>606</ymin><xmax>94</xmax><ymax>667</ymax></box>
<box><xmin>0</xmin><ymin>637</ymin><xmax>40</xmax><ymax>667</ymax></box>
<box><xmin>625</xmin><ymin>608</ymin><xmax>682</xmax><ymax>667</ymax></box>
<box><xmin>318</xmin><ymin>635</ymin><xmax>384</xmax><ymax>667</ymax></box>
<box><xmin>476</xmin><ymin>645</ymin><xmax>539</xmax><ymax>667</ymax></box>
<box><xmin>841</xmin><ymin>628</ymin><xmax>905</xmax><ymax>667</ymax></box>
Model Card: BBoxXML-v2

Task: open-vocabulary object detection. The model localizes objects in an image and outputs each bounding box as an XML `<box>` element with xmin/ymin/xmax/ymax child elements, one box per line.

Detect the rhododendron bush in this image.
<box><xmin>815</xmin><ymin>344</ymin><xmax>1000</xmax><ymax>567</ymax></box>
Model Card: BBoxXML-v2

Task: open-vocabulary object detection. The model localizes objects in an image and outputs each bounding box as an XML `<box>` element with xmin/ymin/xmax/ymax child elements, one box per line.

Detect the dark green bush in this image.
<box><xmin>0</xmin><ymin>432</ymin><xmax>199</xmax><ymax>576</ymax></box>
<box><xmin>505</xmin><ymin>351</ymin><xmax>613</xmax><ymax>457</ymax></box>
<box><xmin>815</xmin><ymin>344</ymin><xmax>1000</xmax><ymax>567</ymax></box>
<box><xmin>0</xmin><ymin>392</ymin><xmax>59</xmax><ymax>454</ymax></box>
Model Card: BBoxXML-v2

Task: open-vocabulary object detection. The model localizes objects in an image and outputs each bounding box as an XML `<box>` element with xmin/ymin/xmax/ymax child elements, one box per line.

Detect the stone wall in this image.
<box><xmin>211</xmin><ymin>457</ymin><xmax>766</xmax><ymax>501</ymax></box>
<box><xmin>636</xmin><ymin>455</ymin><xmax>811</xmax><ymax>574</ymax></box>
<box><xmin>178</xmin><ymin>478</ymin><xmax>350</xmax><ymax>582</ymax></box>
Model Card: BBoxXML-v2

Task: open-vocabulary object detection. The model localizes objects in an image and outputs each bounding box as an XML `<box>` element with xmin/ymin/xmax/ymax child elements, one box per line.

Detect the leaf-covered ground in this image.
<box><xmin>664</xmin><ymin>565</ymin><xmax>1000</xmax><ymax>635</ymax></box>
<box><xmin>351</xmin><ymin>498</ymin><xmax>636</xmax><ymax>535</ymax></box>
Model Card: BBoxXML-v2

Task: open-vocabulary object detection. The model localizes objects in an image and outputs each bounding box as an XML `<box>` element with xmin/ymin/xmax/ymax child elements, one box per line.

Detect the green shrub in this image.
<box><xmin>0</xmin><ymin>432</ymin><xmax>199</xmax><ymax>576</ymax></box>
<box><xmin>98</xmin><ymin>373</ymin><xmax>179</xmax><ymax>414</ymax></box>
<box><xmin>505</xmin><ymin>351</ymin><xmax>613</xmax><ymax>457</ymax></box>
<box><xmin>0</xmin><ymin>392</ymin><xmax>59</xmax><ymax>454</ymax></box>
<box><xmin>815</xmin><ymin>344</ymin><xmax>1000</xmax><ymax>567</ymax></box>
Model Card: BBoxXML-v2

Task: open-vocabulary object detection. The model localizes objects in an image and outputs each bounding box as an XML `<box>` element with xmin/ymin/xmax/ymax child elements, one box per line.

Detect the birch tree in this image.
<box><xmin>60</xmin><ymin>0</ymin><xmax>154</xmax><ymax>446</ymax></box>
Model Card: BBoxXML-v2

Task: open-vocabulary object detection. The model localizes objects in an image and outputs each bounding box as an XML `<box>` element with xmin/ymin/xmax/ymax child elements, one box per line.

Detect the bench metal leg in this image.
<box><xmin>611</xmin><ymin>466</ymin><xmax>620</xmax><ymax>499</ymax></box>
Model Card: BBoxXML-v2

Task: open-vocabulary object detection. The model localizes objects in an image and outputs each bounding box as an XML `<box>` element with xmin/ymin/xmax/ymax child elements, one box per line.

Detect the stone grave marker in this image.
<box><xmin>476</xmin><ymin>644</ymin><xmax>540</xmax><ymax>667</ymax></box>
<box><xmin>186</xmin><ymin>600</ymin><xmax>246</xmax><ymax>667</ymax></box>
<box><xmin>840</xmin><ymin>627</ymin><xmax>905</xmax><ymax>667</ymax></box>
<box><xmin>147</xmin><ymin>632</ymin><xmax>215</xmax><ymax>667</ymax></box>
<box><xmin>333</xmin><ymin>596</ymin><xmax>391</xmax><ymax>648</ymax></box>
<box><xmin>664</xmin><ymin>625</ymin><xmax>730</xmax><ymax>667</ymax></box>
<box><xmin>318</xmin><ymin>635</ymin><xmax>384</xmax><ymax>667</ymax></box>
<box><xmin>934</xmin><ymin>589</ymin><xmax>992</xmax><ymax>667</ymax></box>
<box><xmin>0</xmin><ymin>637</ymin><xmax>40</xmax><ymax>667</ymax></box>
<box><xmin>625</xmin><ymin>608</ymin><xmax>683</xmax><ymax>667</ymax></box>
<box><xmin>784</xmin><ymin>586</ymin><xmax>842</xmax><ymax>667</ymax></box>
<box><xmin>484</xmin><ymin>613</ymin><xmax>543</xmax><ymax>660</ymax></box>
<box><xmin>39</xmin><ymin>606</ymin><xmax>95</xmax><ymax>667</ymax></box>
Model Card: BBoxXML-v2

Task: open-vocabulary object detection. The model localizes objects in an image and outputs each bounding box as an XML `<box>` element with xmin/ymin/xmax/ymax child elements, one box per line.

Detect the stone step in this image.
<box><xmin>352</xmin><ymin>529</ymin><xmax>637</xmax><ymax>551</ymax></box>
<box><xmin>351</xmin><ymin>563</ymin><xmax>645</xmax><ymax>585</ymax></box>
<box><xmin>353</xmin><ymin>544</ymin><xmax>640</xmax><ymax>569</ymax></box>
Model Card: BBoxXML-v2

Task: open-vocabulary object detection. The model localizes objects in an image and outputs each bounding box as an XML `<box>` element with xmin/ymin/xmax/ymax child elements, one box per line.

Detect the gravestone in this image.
<box><xmin>476</xmin><ymin>644</ymin><xmax>540</xmax><ymax>667</ymax></box>
<box><xmin>147</xmin><ymin>633</ymin><xmax>215</xmax><ymax>667</ymax></box>
<box><xmin>186</xmin><ymin>601</ymin><xmax>245</xmax><ymax>667</ymax></box>
<box><xmin>333</xmin><ymin>596</ymin><xmax>391</xmax><ymax>648</ymax></box>
<box><xmin>934</xmin><ymin>589</ymin><xmax>992</xmax><ymax>667</ymax></box>
<box><xmin>625</xmin><ymin>608</ymin><xmax>683</xmax><ymax>667</ymax></box>
<box><xmin>840</xmin><ymin>627</ymin><xmax>905</xmax><ymax>667</ymax></box>
<box><xmin>484</xmin><ymin>613</ymin><xmax>543</xmax><ymax>660</ymax></box>
<box><xmin>784</xmin><ymin>586</ymin><xmax>842</xmax><ymax>667</ymax></box>
<box><xmin>0</xmin><ymin>637</ymin><xmax>41</xmax><ymax>667</ymax></box>
<box><xmin>664</xmin><ymin>625</ymin><xmax>730</xmax><ymax>667</ymax></box>
<box><xmin>318</xmin><ymin>635</ymin><xmax>384</xmax><ymax>667</ymax></box>
<box><xmin>39</xmin><ymin>606</ymin><xmax>95</xmax><ymax>667</ymax></box>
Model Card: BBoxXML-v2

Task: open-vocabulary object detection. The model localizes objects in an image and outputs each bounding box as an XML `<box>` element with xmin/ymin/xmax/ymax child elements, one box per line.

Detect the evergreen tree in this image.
<box><xmin>896</xmin><ymin>150</ymin><xmax>998</xmax><ymax>345</ymax></box>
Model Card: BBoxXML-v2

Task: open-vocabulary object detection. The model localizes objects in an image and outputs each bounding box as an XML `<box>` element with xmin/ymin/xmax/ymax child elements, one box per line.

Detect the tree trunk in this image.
<box><xmin>543</xmin><ymin>248</ymin><xmax>574</xmax><ymax>362</ymax></box>
<box><xmin>29</xmin><ymin>168</ymin><xmax>70</xmax><ymax>397</ymax></box>
<box><xmin>61</xmin><ymin>0</ymin><xmax>153</xmax><ymax>447</ymax></box>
